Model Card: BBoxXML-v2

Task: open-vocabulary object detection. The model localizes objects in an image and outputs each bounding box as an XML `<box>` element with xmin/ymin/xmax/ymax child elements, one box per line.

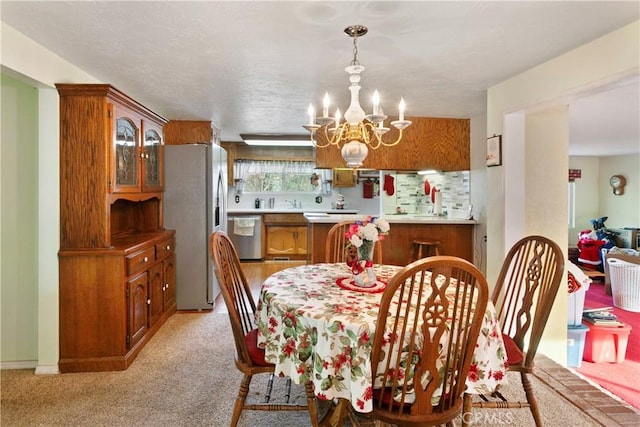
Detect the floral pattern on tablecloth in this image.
<box><xmin>256</xmin><ymin>263</ymin><xmax>508</xmax><ymax>413</ymax></box>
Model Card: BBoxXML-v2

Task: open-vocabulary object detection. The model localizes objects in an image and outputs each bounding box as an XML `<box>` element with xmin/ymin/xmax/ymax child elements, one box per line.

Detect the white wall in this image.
<box><xmin>486</xmin><ymin>20</ymin><xmax>639</xmax><ymax>365</ymax></box>
<box><xmin>0</xmin><ymin>22</ymin><xmax>99</xmax><ymax>371</ymax></box>
<box><xmin>599</xmin><ymin>154</ymin><xmax>640</xmax><ymax>229</ymax></box>
<box><xmin>569</xmin><ymin>154</ymin><xmax>639</xmax><ymax>245</ymax></box>
<box><xmin>569</xmin><ymin>157</ymin><xmax>600</xmax><ymax>244</ymax></box>
<box><xmin>1</xmin><ymin>75</ymin><xmax>39</xmax><ymax>365</ymax></box>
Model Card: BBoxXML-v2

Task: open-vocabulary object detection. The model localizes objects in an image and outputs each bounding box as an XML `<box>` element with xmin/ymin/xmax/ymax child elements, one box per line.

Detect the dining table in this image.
<box><xmin>255</xmin><ymin>262</ymin><xmax>508</xmax><ymax>425</ymax></box>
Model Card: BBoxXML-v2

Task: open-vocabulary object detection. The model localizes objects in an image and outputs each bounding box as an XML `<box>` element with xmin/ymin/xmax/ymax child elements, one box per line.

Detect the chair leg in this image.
<box><xmin>305</xmin><ymin>381</ymin><xmax>320</xmax><ymax>427</ymax></box>
<box><xmin>521</xmin><ymin>372</ymin><xmax>542</xmax><ymax>427</ymax></box>
<box><xmin>461</xmin><ymin>393</ymin><xmax>473</xmax><ymax>427</ymax></box>
<box><xmin>231</xmin><ymin>374</ymin><xmax>252</xmax><ymax>427</ymax></box>
<box><xmin>265</xmin><ymin>373</ymin><xmax>275</xmax><ymax>403</ymax></box>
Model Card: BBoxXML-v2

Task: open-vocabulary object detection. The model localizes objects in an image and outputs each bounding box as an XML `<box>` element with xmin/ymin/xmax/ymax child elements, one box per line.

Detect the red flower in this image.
<box><xmin>467</xmin><ymin>363</ymin><xmax>479</xmax><ymax>382</ymax></box>
<box><xmin>363</xmin><ymin>386</ymin><xmax>373</xmax><ymax>401</ymax></box>
<box><xmin>356</xmin><ymin>399</ymin><xmax>365</xmax><ymax>410</ymax></box>
<box><xmin>359</xmin><ymin>331</ymin><xmax>370</xmax><ymax>345</ymax></box>
<box><xmin>492</xmin><ymin>370</ymin><xmax>505</xmax><ymax>381</ymax></box>
<box><xmin>283</xmin><ymin>339</ymin><xmax>296</xmax><ymax>356</ymax></box>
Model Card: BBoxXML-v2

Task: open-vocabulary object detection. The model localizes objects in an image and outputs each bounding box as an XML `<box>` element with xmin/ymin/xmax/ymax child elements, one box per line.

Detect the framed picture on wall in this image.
<box><xmin>486</xmin><ymin>135</ymin><xmax>502</xmax><ymax>167</ymax></box>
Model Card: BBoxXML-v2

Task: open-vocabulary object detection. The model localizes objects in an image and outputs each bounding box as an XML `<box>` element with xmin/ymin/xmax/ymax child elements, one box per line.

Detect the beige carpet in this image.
<box><xmin>1</xmin><ymin>311</ymin><xmax>602</xmax><ymax>426</ymax></box>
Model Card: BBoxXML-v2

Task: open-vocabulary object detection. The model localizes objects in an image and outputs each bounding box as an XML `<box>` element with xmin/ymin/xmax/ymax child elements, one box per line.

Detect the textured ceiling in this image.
<box><xmin>1</xmin><ymin>1</ymin><xmax>639</xmax><ymax>155</ymax></box>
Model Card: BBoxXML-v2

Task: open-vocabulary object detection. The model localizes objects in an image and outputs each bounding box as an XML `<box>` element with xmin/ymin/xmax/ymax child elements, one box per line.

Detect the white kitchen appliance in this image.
<box><xmin>164</xmin><ymin>143</ymin><xmax>228</xmax><ymax>310</ymax></box>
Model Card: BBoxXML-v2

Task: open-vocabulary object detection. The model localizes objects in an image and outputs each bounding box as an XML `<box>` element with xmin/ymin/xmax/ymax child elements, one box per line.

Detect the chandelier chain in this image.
<box><xmin>351</xmin><ymin>34</ymin><xmax>360</xmax><ymax>66</ymax></box>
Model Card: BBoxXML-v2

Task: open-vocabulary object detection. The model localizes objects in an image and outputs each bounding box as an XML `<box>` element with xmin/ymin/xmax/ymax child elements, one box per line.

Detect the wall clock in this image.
<box><xmin>609</xmin><ymin>175</ymin><xmax>626</xmax><ymax>195</ymax></box>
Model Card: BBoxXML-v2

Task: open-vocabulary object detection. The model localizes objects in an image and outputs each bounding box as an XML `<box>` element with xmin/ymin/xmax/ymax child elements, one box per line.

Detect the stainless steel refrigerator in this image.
<box><xmin>163</xmin><ymin>143</ymin><xmax>228</xmax><ymax>310</ymax></box>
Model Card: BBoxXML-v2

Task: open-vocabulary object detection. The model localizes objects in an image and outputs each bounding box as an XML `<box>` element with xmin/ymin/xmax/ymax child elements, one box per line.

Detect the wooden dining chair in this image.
<box><xmin>209</xmin><ymin>231</ymin><xmax>319</xmax><ymax>427</ymax></box>
<box><xmin>464</xmin><ymin>235</ymin><xmax>564</xmax><ymax>427</ymax></box>
<box><xmin>325</xmin><ymin>220</ymin><xmax>383</xmax><ymax>264</ymax></box>
<box><xmin>367</xmin><ymin>256</ymin><xmax>489</xmax><ymax>427</ymax></box>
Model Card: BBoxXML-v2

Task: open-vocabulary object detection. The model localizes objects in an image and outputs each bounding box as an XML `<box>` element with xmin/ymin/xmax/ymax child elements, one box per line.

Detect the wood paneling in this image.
<box><xmin>315</xmin><ymin>116</ymin><xmax>470</xmax><ymax>171</ymax></box>
<box><xmin>163</xmin><ymin>120</ymin><xmax>213</xmax><ymax>145</ymax></box>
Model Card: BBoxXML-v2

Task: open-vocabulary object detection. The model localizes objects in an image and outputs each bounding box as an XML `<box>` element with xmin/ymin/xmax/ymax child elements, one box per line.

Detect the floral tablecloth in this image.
<box><xmin>256</xmin><ymin>263</ymin><xmax>508</xmax><ymax>413</ymax></box>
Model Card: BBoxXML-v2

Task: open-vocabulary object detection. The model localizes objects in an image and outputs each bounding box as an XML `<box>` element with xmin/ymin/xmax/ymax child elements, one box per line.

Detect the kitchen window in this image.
<box><xmin>235</xmin><ymin>160</ymin><xmax>322</xmax><ymax>193</ymax></box>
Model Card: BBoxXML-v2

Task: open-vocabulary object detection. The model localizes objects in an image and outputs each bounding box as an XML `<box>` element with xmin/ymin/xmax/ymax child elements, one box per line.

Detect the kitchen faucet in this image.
<box><xmin>285</xmin><ymin>199</ymin><xmax>298</xmax><ymax>208</ymax></box>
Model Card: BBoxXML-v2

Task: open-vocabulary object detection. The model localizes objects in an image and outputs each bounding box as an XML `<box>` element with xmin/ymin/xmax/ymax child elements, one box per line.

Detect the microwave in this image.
<box><xmin>610</xmin><ymin>228</ymin><xmax>640</xmax><ymax>249</ymax></box>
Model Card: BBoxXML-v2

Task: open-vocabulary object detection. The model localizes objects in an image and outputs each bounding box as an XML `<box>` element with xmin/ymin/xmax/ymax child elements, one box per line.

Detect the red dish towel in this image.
<box><xmin>384</xmin><ymin>174</ymin><xmax>395</xmax><ymax>196</ymax></box>
<box><xmin>424</xmin><ymin>179</ymin><xmax>431</xmax><ymax>196</ymax></box>
<box><xmin>363</xmin><ymin>180</ymin><xmax>374</xmax><ymax>199</ymax></box>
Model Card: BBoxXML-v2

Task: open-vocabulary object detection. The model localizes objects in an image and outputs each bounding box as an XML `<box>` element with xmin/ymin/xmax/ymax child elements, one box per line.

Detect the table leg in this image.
<box><xmin>319</xmin><ymin>398</ymin><xmax>350</xmax><ymax>427</ymax></box>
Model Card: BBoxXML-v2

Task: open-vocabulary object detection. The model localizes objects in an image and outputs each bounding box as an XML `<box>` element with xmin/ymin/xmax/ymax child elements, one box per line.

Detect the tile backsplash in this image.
<box><xmin>381</xmin><ymin>171</ymin><xmax>471</xmax><ymax>218</ymax></box>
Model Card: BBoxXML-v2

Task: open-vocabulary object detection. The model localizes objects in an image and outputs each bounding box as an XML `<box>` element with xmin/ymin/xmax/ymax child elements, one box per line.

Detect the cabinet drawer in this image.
<box><xmin>263</xmin><ymin>213</ymin><xmax>305</xmax><ymax>225</ymax></box>
<box><xmin>127</xmin><ymin>247</ymin><xmax>155</xmax><ymax>275</ymax></box>
<box><xmin>155</xmin><ymin>237</ymin><xmax>175</xmax><ymax>260</ymax></box>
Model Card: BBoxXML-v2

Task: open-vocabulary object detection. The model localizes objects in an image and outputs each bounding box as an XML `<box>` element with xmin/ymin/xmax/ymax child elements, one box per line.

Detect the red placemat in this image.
<box><xmin>336</xmin><ymin>277</ymin><xmax>387</xmax><ymax>293</ymax></box>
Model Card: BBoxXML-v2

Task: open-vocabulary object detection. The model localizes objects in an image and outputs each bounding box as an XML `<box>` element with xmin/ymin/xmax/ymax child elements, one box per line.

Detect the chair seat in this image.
<box><xmin>502</xmin><ymin>333</ymin><xmax>524</xmax><ymax>366</ymax></box>
<box><xmin>245</xmin><ymin>329</ymin><xmax>272</xmax><ymax>366</ymax></box>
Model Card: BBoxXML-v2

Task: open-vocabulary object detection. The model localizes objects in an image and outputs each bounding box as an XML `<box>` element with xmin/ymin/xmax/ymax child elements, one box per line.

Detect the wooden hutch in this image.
<box><xmin>57</xmin><ymin>84</ymin><xmax>175</xmax><ymax>372</ymax></box>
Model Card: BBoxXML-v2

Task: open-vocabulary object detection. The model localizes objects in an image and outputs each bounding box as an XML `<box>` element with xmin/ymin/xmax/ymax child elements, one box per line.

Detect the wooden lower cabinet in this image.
<box><xmin>307</xmin><ymin>222</ymin><xmax>475</xmax><ymax>266</ymax></box>
<box><xmin>266</xmin><ymin>226</ymin><xmax>307</xmax><ymax>259</ymax></box>
<box><xmin>59</xmin><ymin>231</ymin><xmax>176</xmax><ymax>373</ymax></box>
<box><xmin>263</xmin><ymin>213</ymin><xmax>307</xmax><ymax>260</ymax></box>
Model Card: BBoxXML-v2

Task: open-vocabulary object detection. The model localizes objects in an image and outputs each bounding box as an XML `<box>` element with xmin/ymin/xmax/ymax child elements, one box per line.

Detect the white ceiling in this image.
<box><xmin>2</xmin><ymin>1</ymin><xmax>639</xmax><ymax>155</ymax></box>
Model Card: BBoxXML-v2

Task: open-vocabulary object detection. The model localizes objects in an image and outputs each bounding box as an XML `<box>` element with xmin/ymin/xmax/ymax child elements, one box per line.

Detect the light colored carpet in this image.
<box><xmin>1</xmin><ymin>311</ymin><xmax>601</xmax><ymax>426</ymax></box>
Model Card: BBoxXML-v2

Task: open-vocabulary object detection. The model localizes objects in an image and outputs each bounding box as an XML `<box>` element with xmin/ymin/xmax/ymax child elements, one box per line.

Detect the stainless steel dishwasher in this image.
<box><xmin>228</xmin><ymin>215</ymin><xmax>263</xmax><ymax>260</ymax></box>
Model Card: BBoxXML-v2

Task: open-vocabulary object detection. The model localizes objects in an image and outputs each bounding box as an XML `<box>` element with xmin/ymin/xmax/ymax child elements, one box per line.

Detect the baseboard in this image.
<box><xmin>0</xmin><ymin>360</ymin><xmax>37</xmax><ymax>370</ymax></box>
<box><xmin>35</xmin><ymin>364</ymin><xmax>60</xmax><ymax>375</ymax></box>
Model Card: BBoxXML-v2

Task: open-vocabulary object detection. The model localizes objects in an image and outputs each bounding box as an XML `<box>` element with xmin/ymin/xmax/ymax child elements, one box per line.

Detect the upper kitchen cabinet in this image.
<box><xmin>315</xmin><ymin>117</ymin><xmax>470</xmax><ymax>171</ymax></box>
<box><xmin>163</xmin><ymin>120</ymin><xmax>214</xmax><ymax>145</ymax></box>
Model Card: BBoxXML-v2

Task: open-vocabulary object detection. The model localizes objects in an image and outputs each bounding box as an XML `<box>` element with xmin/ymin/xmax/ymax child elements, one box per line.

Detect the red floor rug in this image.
<box><xmin>576</xmin><ymin>280</ymin><xmax>640</xmax><ymax>409</ymax></box>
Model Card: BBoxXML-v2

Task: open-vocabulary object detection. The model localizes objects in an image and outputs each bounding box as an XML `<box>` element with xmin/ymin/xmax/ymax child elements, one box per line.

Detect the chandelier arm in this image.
<box><xmin>323</xmin><ymin>124</ymin><xmax>343</xmax><ymax>147</ymax></box>
<box><xmin>374</xmin><ymin>129</ymin><xmax>405</xmax><ymax>148</ymax></box>
<box><xmin>311</xmin><ymin>129</ymin><xmax>331</xmax><ymax>148</ymax></box>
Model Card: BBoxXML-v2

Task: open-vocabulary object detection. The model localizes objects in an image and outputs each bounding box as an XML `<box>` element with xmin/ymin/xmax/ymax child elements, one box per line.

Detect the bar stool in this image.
<box><xmin>411</xmin><ymin>239</ymin><xmax>441</xmax><ymax>262</ymax></box>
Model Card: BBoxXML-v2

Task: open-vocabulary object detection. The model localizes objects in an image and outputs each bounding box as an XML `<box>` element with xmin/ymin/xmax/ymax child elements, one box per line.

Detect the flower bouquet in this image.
<box><xmin>345</xmin><ymin>216</ymin><xmax>390</xmax><ymax>287</ymax></box>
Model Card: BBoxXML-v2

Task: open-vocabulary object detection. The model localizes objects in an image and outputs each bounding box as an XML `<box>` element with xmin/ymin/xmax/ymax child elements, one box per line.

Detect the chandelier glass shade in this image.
<box><xmin>303</xmin><ymin>25</ymin><xmax>412</xmax><ymax>168</ymax></box>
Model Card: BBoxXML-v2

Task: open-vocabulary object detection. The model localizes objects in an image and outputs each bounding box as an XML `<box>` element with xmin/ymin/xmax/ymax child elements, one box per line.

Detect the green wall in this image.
<box><xmin>1</xmin><ymin>74</ymin><xmax>39</xmax><ymax>363</ymax></box>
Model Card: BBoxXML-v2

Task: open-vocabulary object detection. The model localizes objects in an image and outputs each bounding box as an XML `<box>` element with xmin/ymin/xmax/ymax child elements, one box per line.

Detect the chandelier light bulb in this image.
<box><xmin>334</xmin><ymin>109</ymin><xmax>342</xmax><ymax>130</ymax></box>
<box><xmin>399</xmin><ymin>98</ymin><xmax>406</xmax><ymax>121</ymax></box>
<box><xmin>323</xmin><ymin>92</ymin><xmax>330</xmax><ymax>117</ymax></box>
<box><xmin>307</xmin><ymin>104</ymin><xmax>315</xmax><ymax>125</ymax></box>
<box><xmin>372</xmin><ymin>90</ymin><xmax>380</xmax><ymax>115</ymax></box>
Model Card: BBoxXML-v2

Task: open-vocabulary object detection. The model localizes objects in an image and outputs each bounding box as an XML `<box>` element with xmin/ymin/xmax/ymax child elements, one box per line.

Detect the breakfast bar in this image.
<box><xmin>305</xmin><ymin>213</ymin><xmax>477</xmax><ymax>265</ymax></box>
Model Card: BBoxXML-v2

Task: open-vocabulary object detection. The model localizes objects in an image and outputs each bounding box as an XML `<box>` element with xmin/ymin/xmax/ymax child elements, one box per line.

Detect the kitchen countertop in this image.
<box><xmin>228</xmin><ymin>209</ymin><xmax>359</xmax><ymax>215</ymax></box>
<box><xmin>304</xmin><ymin>213</ymin><xmax>477</xmax><ymax>225</ymax></box>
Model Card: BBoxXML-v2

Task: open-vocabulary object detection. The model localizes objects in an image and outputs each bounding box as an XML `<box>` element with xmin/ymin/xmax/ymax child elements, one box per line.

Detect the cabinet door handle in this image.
<box><xmin>146</xmin><ymin>299</ymin><xmax>151</xmax><ymax>305</ymax></box>
<box><xmin>143</xmin><ymin>256</ymin><xmax>149</xmax><ymax>262</ymax></box>
<box><xmin>165</xmin><ymin>245</ymin><xmax>171</xmax><ymax>250</ymax></box>
<box><xmin>162</xmin><ymin>285</ymin><xmax>165</xmax><ymax>291</ymax></box>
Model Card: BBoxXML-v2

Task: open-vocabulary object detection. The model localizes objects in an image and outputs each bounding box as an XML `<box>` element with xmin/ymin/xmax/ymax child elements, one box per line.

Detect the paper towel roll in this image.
<box><xmin>434</xmin><ymin>191</ymin><xmax>442</xmax><ymax>215</ymax></box>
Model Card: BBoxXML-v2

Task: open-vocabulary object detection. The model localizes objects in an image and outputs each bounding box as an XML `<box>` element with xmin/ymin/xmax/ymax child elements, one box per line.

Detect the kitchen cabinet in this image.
<box><xmin>332</xmin><ymin>168</ymin><xmax>356</xmax><ymax>187</ymax></box>
<box><xmin>163</xmin><ymin>120</ymin><xmax>213</xmax><ymax>145</ymax></box>
<box><xmin>263</xmin><ymin>214</ymin><xmax>307</xmax><ymax>260</ymax></box>
<box><xmin>56</xmin><ymin>84</ymin><xmax>175</xmax><ymax>372</ymax></box>
<box><xmin>307</xmin><ymin>220</ymin><xmax>474</xmax><ymax>265</ymax></box>
<box><xmin>315</xmin><ymin>117</ymin><xmax>470</xmax><ymax>171</ymax></box>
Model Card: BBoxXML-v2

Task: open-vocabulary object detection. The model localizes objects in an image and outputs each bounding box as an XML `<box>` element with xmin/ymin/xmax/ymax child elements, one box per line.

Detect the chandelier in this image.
<box><xmin>303</xmin><ymin>25</ymin><xmax>412</xmax><ymax>168</ymax></box>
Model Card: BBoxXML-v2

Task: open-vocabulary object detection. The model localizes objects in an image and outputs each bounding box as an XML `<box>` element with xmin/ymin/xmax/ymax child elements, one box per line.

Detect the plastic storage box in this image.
<box><xmin>568</xmin><ymin>280</ymin><xmax>590</xmax><ymax>325</ymax></box>
<box><xmin>567</xmin><ymin>324</ymin><xmax>589</xmax><ymax>367</ymax></box>
<box><xmin>583</xmin><ymin>323</ymin><xmax>632</xmax><ymax>363</ymax></box>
